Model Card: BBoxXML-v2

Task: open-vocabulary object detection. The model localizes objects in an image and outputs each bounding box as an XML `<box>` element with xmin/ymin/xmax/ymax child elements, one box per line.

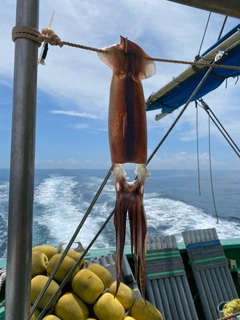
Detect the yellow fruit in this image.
<box><xmin>55</xmin><ymin>292</ymin><xmax>89</xmax><ymax>320</ymax></box>
<box><xmin>108</xmin><ymin>281</ymin><xmax>136</xmax><ymax>310</ymax></box>
<box><xmin>32</xmin><ymin>251</ymin><xmax>48</xmax><ymax>278</ymax></box>
<box><xmin>47</xmin><ymin>253</ymin><xmax>78</xmax><ymax>283</ymax></box>
<box><xmin>87</xmin><ymin>263</ymin><xmax>113</xmax><ymax>289</ymax></box>
<box><xmin>31</xmin><ymin>275</ymin><xmax>61</xmax><ymax>310</ymax></box>
<box><xmin>61</xmin><ymin>250</ymin><xmax>85</xmax><ymax>268</ymax></box>
<box><xmin>72</xmin><ymin>269</ymin><xmax>104</xmax><ymax>304</ymax></box>
<box><xmin>93</xmin><ymin>292</ymin><xmax>125</xmax><ymax>320</ymax></box>
<box><xmin>42</xmin><ymin>316</ymin><xmax>61</xmax><ymax>320</ymax></box>
<box><xmin>30</xmin><ymin>307</ymin><xmax>41</xmax><ymax>320</ymax></box>
<box><xmin>124</xmin><ymin>317</ymin><xmax>136</xmax><ymax>320</ymax></box>
<box><xmin>130</xmin><ymin>298</ymin><xmax>163</xmax><ymax>320</ymax></box>
<box><xmin>32</xmin><ymin>246</ymin><xmax>58</xmax><ymax>260</ymax></box>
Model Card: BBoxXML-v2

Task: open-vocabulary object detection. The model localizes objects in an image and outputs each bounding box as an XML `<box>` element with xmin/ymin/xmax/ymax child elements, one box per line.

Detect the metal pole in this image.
<box><xmin>5</xmin><ymin>0</ymin><xmax>39</xmax><ymax>319</ymax></box>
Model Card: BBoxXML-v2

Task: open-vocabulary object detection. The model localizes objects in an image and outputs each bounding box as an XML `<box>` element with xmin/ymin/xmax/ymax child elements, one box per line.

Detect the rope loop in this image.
<box><xmin>12</xmin><ymin>26</ymin><xmax>42</xmax><ymax>46</ymax></box>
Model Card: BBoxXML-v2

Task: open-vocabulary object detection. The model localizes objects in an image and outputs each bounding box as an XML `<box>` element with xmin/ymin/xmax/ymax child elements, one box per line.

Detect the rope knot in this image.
<box><xmin>41</xmin><ymin>27</ymin><xmax>63</xmax><ymax>47</ymax></box>
<box><xmin>12</xmin><ymin>26</ymin><xmax>63</xmax><ymax>48</ymax></box>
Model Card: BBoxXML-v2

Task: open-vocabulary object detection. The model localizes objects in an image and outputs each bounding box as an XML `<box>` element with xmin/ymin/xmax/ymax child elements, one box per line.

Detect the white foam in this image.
<box><xmin>144</xmin><ymin>193</ymin><xmax>240</xmax><ymax>241</ymax></box>
<box><xmin>0</xmin><ymin>182</ymin><xmax>9</xmax><ymax>202</ymax></box>
<box><xmin>0</xmin><ymin>211</ymin><xmax>8</xmax><ymax>258</ymax></box>
<box><xmin>32</xmin><ymin>174</ymin><xmax>240</xmax><ymax>250</ymax></box>
<box><xmin>34</xmin><ymin>175</ymin><xmax>106</xmax><ymax>248</ymax></box>
<box><xmin>2</xmin><ymin>172</ymin><xmax>239</xmax><ymax>257</ymax></box>
<box><xmin>0</xmin><ymin>182</ymin><xmax>9</xmax><ymax>258</ymax></box>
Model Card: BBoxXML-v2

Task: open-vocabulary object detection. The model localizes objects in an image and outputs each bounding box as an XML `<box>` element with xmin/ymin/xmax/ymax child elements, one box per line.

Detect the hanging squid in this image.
<box><xmin>98</xmin><ymin>36</ymin><xmax>156</xmax><ymax>296</ymax></box>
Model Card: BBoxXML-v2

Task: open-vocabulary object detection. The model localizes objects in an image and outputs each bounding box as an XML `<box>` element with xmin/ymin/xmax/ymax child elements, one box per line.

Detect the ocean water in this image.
<box><xmin>0</xmin><ymin>168</ymin><xmax>239</xmax><ymax>258</ymax></box>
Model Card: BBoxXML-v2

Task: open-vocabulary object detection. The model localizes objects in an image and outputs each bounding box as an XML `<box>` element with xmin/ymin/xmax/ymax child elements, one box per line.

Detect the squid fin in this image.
<box><xmin>97</xmin><ymin>36</ymin><xmax>156</xmax><ymax>80</ymax></box>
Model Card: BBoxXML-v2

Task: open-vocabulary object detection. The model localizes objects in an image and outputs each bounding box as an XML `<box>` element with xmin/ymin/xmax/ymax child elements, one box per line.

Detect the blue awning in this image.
<box><xmin>146</xmin><ymin>24</ymin><xmax>240</xmax><ymax>115</ymax></box>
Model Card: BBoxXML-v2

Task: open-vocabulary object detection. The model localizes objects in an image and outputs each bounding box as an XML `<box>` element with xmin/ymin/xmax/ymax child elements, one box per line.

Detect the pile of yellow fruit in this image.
<box><xmin>30</xmin><ymin>245</ymin><xmax>163</xmax><ymax>320</ymax></box>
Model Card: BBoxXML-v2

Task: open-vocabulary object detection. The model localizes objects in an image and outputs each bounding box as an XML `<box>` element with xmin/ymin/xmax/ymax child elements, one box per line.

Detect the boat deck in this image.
<box><xmin>0</xmin><ymin>237</ymin><xmax>240</xmax><ymax>320</ymax></box>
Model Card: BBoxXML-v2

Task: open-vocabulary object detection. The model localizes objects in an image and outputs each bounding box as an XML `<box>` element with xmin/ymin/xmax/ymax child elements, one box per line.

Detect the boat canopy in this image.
<box><xmin>146</xmin><ymin>24</ymin><xmax>240</xmax><ymax>118</ymax></box>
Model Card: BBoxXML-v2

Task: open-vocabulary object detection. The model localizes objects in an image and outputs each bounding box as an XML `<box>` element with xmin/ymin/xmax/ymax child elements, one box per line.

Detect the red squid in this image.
<box><xmin>98</xmin><ymin>36</ymin><xmax>156</xmax><ymax>296</ymax></box>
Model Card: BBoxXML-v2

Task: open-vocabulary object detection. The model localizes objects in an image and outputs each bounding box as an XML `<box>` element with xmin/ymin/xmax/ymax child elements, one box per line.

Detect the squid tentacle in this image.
<box><xmin>113</xmin><ymin>164</ymin><xmax>149</xmax><ymax>296</ymax></box>
<box><xmin>114</xmin><ymin>171</ymin><xmax>128</xmax><ymax>294</ymax></box>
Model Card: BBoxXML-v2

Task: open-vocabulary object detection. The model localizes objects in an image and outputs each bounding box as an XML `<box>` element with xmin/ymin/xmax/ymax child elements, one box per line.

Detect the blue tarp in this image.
<box><xmin>147</xmin><ymin>24</ymin><xmax>240</xmax><ymax>113</ymax></box>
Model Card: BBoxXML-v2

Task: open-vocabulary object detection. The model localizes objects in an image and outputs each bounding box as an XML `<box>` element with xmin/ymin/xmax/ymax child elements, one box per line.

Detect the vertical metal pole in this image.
<box><xmin>5</xmin><ymin>0</ymin><xmax>39</xmax><ymax>319</ymax></box>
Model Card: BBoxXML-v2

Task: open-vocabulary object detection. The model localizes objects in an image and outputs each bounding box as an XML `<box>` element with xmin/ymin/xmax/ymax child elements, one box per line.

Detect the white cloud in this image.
<box><xmin>50</xmin><ymin>110</ymin><xmax>100</xmax><ymax>119</ymax></box>
<box><xmin>147</xmin><ymin>150</ymin><xmax>229</xmax><ymax>170</ymax></box>
<box><xmin>36</xmin><ymin>158</ymin><xmax>80</xmax><ymax>167</ymax></box>
<box><xmin>44</xmin><ymin>159</ymin><xmax>54</xmax><ymax>164</ymax></box>
<box><xmin>67</xmin><ymin>158</ymin><xmax>80</xmax><ymax>165</ymax></box>
<box><xmin>35</xmin><ymin>157</ymin><xmax>111</xmax><ymax>169</ymax></box>
<box><xmin>72</xmin><ymin>123</ymin><xmax>89</xmax><ymax>130</ymax></box>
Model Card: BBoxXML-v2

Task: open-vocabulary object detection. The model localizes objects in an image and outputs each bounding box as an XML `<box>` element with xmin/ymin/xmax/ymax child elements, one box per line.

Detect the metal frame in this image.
<box><xmin>5</xmin><ymin>0</ymin><xmax>39</xmax><ymax>319</ymax></box>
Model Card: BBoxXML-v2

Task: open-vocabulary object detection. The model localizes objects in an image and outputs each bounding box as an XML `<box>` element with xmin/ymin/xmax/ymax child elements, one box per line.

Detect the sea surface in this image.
<box><xmin>0</xmin><ymin>169</ymin><xmax>239</xmax><ymax>258</ymax></box>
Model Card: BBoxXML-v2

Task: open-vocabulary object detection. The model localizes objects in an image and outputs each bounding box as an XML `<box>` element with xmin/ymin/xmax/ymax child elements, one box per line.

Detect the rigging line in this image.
<box><xmin>12</xmin><ymin>26</ymin><xmax>240</xmax><ymax>72</ymax></box>
<box><xmin>207</xmin><ymin>110</ymin><xmax>219</xmax><ymax>224</ymax></box>
<box><xmin>206</xmin><ymin>102</ymin><xmax>240</xmax><ymax>154</ymax></box>
<box><xmin>147</xmin><ymin>65</ymin><xmax>215</xmax><ymax>165</ymax></box>
<box><xmin>199</xmin><ymin>99</ymin><xmax>240</xmax><ymax>157</ymax></box>
<box><xmin>218</xmin><ymin>16</ymin><xmax>228</xmax><ymax>41</ymax></box>
<box><xmin>37</xmin><ymin>208</ymin><xmax>115</xmax><ymax>320</ymax></box>
<box><xmin>197</xmin><ymin>12</ymin><xmax>211</xmax><ymax>57</ymax></box>
<box><xmin>149</xmin><ymin>57</ymin><xmax>240</xmax><ymax>71</ymax></box>
<box><xmin>30</xmin><ymin>164</ymin><xmax>114</xmax><ymax>317</ymax></box>
<box><xmin>207</xmin><ymin>113</ymin><xmax>240</xmax><ymax>158</ymax></box>
<box><xmin>195</xmin><ymin>101</ymin><xmax>201</xmax><ymax>196</ymax></box>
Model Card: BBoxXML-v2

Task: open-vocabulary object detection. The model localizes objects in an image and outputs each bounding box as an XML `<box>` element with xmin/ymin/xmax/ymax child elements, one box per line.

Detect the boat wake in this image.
<box><xmin>144</xmin><ymin>193</ymin><xmax>240</xmax><ymax>242</ymax></box>
<box><xmin>0</xmin><ymin>171</ymin><xmax>239</xmax><ymax>258</ymax></box>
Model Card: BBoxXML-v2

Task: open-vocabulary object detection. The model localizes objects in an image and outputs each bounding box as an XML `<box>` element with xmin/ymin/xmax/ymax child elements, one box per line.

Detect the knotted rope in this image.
<box><xmin>12</xmin><ymin>26</ymin><xmax>63</xmax><ymax>47</ymax></box>
<box><xmin>12</xmin><ymin>26</ymin><xmax>104</xmax><ymax>53</ymax></box>
<box><xmin>11</xmin><ymin>25</ymin><xmax>240</xmax><ymax>71</ymax></box>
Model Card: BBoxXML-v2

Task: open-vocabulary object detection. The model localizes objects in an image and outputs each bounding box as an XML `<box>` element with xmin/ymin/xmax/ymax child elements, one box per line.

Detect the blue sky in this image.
<box><xmin>0</xmin><ymin>1</ymin><xmax>240</xmax><ymax>170</ymax></box>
